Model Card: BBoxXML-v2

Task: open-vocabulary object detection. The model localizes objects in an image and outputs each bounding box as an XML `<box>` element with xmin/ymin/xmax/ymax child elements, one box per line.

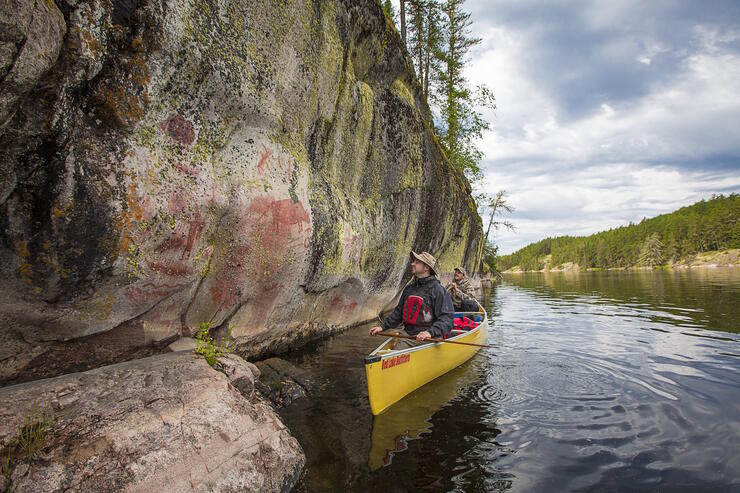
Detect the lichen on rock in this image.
<box><xmin>0</xmin><ymin>0</ymin><xmax>482</xmax><ymax>385</ymax></box>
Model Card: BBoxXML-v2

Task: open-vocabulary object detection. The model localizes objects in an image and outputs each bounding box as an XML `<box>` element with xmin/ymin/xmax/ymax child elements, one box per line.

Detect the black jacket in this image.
<box><xmin>381</xmin><ymin>275</ymin><xmax>454</xmax><ymax>338</ymax></box>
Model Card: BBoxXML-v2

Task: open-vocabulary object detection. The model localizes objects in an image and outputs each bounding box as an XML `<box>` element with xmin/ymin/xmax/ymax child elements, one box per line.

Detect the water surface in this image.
<box><xmin>281</xmin><ymin>268</ymin><xmax>740</xmax><ymax>492</ymax></box>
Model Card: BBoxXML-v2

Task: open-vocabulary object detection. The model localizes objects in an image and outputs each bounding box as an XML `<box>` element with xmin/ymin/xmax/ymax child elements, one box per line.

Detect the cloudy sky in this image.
<box><xmin>391</xmin><ymin>0</ymin><xmax>740</xmax><ymax>254</ymax></box>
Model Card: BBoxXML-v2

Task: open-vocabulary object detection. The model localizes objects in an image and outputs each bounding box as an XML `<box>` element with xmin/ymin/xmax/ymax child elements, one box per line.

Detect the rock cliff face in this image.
<box><xmin>0</xmin><ymin>0</ymin><xmax>483</xmax><ymax>384</ymax></box>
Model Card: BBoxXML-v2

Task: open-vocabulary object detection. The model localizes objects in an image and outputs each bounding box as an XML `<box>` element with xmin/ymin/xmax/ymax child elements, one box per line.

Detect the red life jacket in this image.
<box><xmin>401</xmin><ymin>279</ymin><xmax>437</xmax><ymax>327</ymax></box>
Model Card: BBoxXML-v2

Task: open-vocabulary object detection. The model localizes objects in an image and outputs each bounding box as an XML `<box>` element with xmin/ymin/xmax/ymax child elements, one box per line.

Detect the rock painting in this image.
<box><xmin>343</xmin><ymin>224</ymin><xmax>361</xmax><ymax>264</ymax></box>
<box><xmin>329</xmin><ymin>293</ymin><xmax>358</xmax><ymax>316</ymax></box>
<box><xmin>248</xmin><ymin>196</ymin><xmax>310</xmax><ymax>235</ymax></box>
<box><xmin>257</xmin><ymin>145</ymin><xmax>273</xmax><ymax>174</ymax></box>
<box><xmin>160</xmin><ymin>114</ymin><xmax>195</xmax><ymax>146</ymax></box>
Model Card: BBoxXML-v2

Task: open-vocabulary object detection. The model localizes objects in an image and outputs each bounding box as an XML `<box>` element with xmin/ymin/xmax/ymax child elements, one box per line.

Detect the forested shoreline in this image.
<box><xmin>498</xmin><ymin>194</ymin><xmax>740</xmax><ymax>272</ymax></box>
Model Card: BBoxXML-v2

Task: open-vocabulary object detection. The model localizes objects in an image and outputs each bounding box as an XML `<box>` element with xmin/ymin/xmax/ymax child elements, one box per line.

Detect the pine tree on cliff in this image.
<box><xmin>436</xmin><ymin>0</ymin><xmax>496</xmax><ymax>181</ymax></box>
<box><xmin>400</xmin><ymin>0</ymin><xmax>407</xmax><ymax>47</ymax></box>
<box><xmin>406</xmin><ymin>0</ymin><xmax>443</xmax><ymax>101</ymax></box>
<box><xmin>382</xmin><ymin>0</ymin><xmax>394</xmax><ymax>18</ymax></box>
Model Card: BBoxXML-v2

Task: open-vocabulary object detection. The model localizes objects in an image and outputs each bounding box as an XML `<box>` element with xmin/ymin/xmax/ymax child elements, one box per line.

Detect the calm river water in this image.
<box><xmin>280</xmin><ymin>268</ymin><xmax>740</xmax><ymax>492</ymax></box>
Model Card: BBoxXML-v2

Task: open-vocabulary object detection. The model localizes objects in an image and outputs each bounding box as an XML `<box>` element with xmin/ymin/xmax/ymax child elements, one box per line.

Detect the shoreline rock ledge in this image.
<box><xmin>0</xmin><ymin>352</ymin><xmax>304</xmax><ymax>492</ymax></box>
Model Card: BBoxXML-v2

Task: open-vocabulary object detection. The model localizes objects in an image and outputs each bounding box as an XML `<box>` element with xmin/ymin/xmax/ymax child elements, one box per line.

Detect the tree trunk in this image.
<box><xmin>424</xmin><ymin>29</ymin><xmax>430</xmax><ymax>98</ymax></box>
<box><xmin>400</xmin><ymin>0</ymin><xmax>407</xmax><ymax>48</ymax></box>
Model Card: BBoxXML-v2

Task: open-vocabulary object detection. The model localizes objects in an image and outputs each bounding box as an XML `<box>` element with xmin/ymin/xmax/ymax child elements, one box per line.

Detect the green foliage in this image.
<box><xmin>498</xmin><ymin>194</ymin><xmax>740</xmax><ymax>271</ymax></box>
<box><xmin>1</xmin><ymin>447</ymin><xmax>10</xmax><ymax>480</ymax></box>
<box><xmin>382</xmin><ymin>0</ymin><xmax>394</xmax><ymax>19</ymax></box>
<box><xmin>2</xmin><ymin>400</ymin><xmax>54</xmax><ymax>483</ymax></box>
<box><xmin>480</xmin><ymin>240</ymin><xmax>498</xmax><ymax>273</ymax></box>
<box><xmin>435</xmin><ymin>0</ymin><xmax>495</xmax><ymax>182</ymax></box>
<box><xmin>17</xmin><ymin>400</ymin><xmax>53</xmax><ymax>457</ymax></box>
<box><xmin>406</xmin><ymin>0</ymin><xmax>443</xmax><ymax>100</ymax></box>
<box><xmin>195</xmin><ymin>322</ymin><xmax>232</xmax><ymax>366</ymax></box>
<box><xmin>400</xmin><ymin>0</ymin><xmax>495</xmax><ymax>183</ymax></box>
<box><xmin>639</xmin><ymin>232</ymin><xmax>665</xmax><ymax>267</ymax></box>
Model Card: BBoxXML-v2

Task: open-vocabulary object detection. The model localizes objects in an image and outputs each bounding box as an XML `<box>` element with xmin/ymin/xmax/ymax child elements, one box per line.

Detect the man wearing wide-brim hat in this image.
<box><xmin>369</xmin><ymin>251</ymin><xmax>454</xmax><ymax>348</ymax></box>
<box><xmin>446</xmin><ymin>266</ymin><xmax>475</xmax><ymax>310</ymax></box>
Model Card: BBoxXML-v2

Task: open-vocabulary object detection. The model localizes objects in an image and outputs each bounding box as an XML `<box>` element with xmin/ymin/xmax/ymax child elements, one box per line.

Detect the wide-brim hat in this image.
<box><xmin>410</xmin><ymin>251</ymin><xmax>437</xmax><ymax>276</ymax></box>
<box><xmin>454</xmin><ymin>266</ymin><xmax>467</xmax><ymax>276</ymax></box>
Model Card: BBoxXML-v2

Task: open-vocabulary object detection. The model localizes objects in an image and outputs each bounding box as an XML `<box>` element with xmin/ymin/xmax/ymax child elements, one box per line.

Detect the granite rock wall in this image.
<box><xmin>0</xmin><ymin>0</ymin><xmax>482</xmax><ymax>384</ymax></box>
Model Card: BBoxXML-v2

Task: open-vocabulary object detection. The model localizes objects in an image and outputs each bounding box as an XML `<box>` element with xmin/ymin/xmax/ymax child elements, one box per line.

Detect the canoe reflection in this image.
<box><xmin>368</xmin><ymin>360</ymin><xmax>480</xmax><ymax>470</ymax></box>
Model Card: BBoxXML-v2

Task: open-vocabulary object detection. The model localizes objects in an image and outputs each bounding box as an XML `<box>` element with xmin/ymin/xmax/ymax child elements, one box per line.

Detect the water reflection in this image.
<box><xmin>280</xmin><ymin>269</ymin><xmax>740</xmax><ymax>492</ymax></box>
<box><xmin>368</xmin><ymin>361</ymin><xmax>480</xmax><ymax>470</ymax></box>
<box><xmin>503</xmin><ymin>267</ymin><xmax>740</xmax><ymax>333</ymax></box>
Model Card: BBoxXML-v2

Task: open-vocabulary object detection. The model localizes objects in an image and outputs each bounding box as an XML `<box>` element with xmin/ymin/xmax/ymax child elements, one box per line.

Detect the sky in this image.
<box><xmin>390</xmin><ymin>0</ymin><xmax>740</xmax><ymax>254</ymax></box>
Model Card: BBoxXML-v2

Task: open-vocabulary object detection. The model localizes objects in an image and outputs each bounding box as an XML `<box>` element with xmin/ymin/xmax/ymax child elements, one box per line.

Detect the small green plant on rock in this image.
<box><xmin>1</xmin><ymin>446</ymin><xmax>10</xmax><ymax>479</ymax></box>
<box><xmin>1</xmin><ymin>400</ymin><xmax>55</xmax><ymax>485</ymax></box>
<box><xmin>195</xmin><ymin>322</ymin><xmax>232</xmax><ymax>366</ymax></box>
<box><xmin>17</xmin><ymin>400</ymin><xmax>52</xmax><ymax>457</ymax></box>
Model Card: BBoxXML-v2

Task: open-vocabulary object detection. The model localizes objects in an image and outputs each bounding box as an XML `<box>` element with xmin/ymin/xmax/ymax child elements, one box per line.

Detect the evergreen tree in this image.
<box><xmin>382</xmin><ymin>0</ymin><xmax>394</xmax><ymax>19</ymax></box>
<box><xmin>436</xmin><ymin>0</ymin><xmax>495</xmax><ymax>181</ymax></box>
<box><xmin>639</xmin><ymin>232</ymin><xmax>665</xmax><ymax>267</ymax></box>
<box><xmin>406</xmin><ymin>0</ymin><xmax>443</xmax><ymax>101</ymax></box>
<box><xmin>496</xmin><ymin>195</ymin><xmax>739</xmax><ymax>271</ymax></box>
<box><xmin>400</xmin><ymin>0</ymin><xmax>407</xmax><ymax>48</ymax></box>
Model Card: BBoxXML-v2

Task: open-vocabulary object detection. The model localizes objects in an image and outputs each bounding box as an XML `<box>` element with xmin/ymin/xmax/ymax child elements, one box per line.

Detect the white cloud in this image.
<box><xmin>389</xmin><ymin>1</ymin><xmax>740</xmax><ymax>254</ymax></box>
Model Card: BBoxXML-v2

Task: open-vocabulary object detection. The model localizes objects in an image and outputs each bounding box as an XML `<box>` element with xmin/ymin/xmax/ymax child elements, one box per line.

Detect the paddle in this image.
<box><xmin>374</xmin><ymin>330</ymin><xmax>496</xmax><ymax>350</ymax></box>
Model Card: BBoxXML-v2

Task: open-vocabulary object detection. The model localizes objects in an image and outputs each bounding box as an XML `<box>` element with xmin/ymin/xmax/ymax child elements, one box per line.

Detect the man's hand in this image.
<box><xmin>369</xmin><ymin>326</ymin><xmax>384</xmax><ymax>336</ymax></box>
<box><xmin>416</xmin><ymin>331</ymin><xmax>432</xmax><ymax>341</ymax></box>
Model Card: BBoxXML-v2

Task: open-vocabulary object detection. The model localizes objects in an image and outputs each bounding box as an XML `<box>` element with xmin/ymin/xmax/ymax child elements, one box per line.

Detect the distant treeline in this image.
<box><xmin>498</xmin><ymin>194</ymin><xmax>740</xmax><ymax>271</ymax></box>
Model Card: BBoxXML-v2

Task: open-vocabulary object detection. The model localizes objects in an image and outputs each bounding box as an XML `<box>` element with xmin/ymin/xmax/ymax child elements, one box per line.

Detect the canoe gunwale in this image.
<box><xmin>364</xmin><ymin>305</ymin><xmax>488</xmax><ymax>415</ymax></box>
<box><xmin>367</xmin><ymin>309</ymin><xmax>488</xmax><ymax>360</ymax></box>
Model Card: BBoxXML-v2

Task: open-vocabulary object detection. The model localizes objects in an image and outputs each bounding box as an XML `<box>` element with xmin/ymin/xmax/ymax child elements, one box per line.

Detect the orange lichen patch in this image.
<box><xmin>52</xmin><ymin>205</ymin><xmax>67</xmax><ymax>218</ymax></box>
<box><xmin>78</xmin><ymin>27</ymin><xmax>104</xmax><ymax>56</ymax></box>
<box><xmin>16</xmin><ymin>240</ymin><xmax>32</xmax><ymax>280</ymax></box>
<box><xmin>128</xmin><ymin>54</ymin><xmax>151</xmax><ymax>86</ymax></box>
<box><xmin>101</xmin><ymin>86</ymin><xmax>144</xmax><ymax>128</ymax></box>
<box><xmin>130</xmin><ymin>36</ymin><xmax>145</xmax><ymax>52</ymax></box>
<box><xmin>116</xmin><ymin>181</ymin><xmax>144</xmax><ymax>255</ymax></box>
<box><xmin>93</xmin><ymin>53</ymin><xmax>150</xmax><ymax>129</ymax></box>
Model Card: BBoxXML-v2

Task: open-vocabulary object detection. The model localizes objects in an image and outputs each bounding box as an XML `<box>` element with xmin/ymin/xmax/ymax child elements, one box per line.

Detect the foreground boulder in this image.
<box><xmin>0</xmin><ymin>352</ymin><xmax>304</xmax><ymax>492</ymax></box>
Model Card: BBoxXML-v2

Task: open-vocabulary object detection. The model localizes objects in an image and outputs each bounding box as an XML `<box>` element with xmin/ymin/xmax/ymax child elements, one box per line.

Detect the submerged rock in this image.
<box><xmin>0</xmin><ymin>352</ymin><xmax>304</xmax><ymax>492</ymax></box>
<box><xmin>256</xmin><ymin>357</ymin><xmax>317</xmax><ymax>408</ymax></box>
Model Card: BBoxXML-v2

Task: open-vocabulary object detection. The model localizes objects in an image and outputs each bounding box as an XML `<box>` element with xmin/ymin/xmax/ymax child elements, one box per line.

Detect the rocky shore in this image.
<box><xmin>0</xmin><ymin>351</ymin><xmax>304</xmax><ymax>492</ymax></box>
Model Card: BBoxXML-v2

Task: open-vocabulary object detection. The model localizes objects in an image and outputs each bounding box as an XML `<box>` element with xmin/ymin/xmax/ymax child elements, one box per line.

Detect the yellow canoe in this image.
<box><xmin>364</xmin><ymin>306</ymin><xmax>488</xmax><ymax>415</ymax></box>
